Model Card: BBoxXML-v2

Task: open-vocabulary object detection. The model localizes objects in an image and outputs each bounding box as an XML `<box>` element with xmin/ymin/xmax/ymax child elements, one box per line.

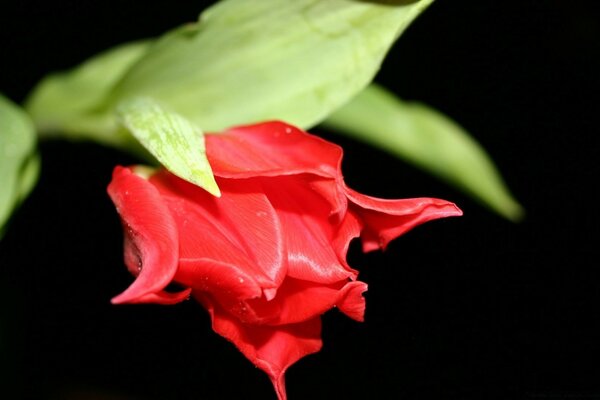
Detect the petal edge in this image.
<box><xmin>107</xmin><ymin>166</ymin><xmax>180</xmax><ymax>304</ymax></box>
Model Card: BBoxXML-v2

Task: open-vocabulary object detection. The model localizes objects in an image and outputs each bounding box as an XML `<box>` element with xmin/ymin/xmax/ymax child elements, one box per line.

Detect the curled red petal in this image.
<box><xmin>198</xmin><ymin>294</ymin><xmax>322</xmax><ymax>400</ymax></box>
<box><xmin>308</xmin><ymin>177</ymin><xmax>348</xmax><ymax>222</ymax></box>
<box><xmin>107</xmin><ymin>167</ymin><xmax>180</xmax><ymax>304</ymax></box>
<box><xmin>128</xmin><ymin>288</ymin><xmax>192</xmax><ymax>305</ymax></box>
<box><xmin>345</xmin><ymin>187</ymin><xmax>463</xmax><ymax>252</ymax></box>
<box><xmin>261</xmin><ymin>177</ymin><xmax>355</xmax><ymax>284</ymax></box>
<box><xmin>206</xmin><ymin>121</ymin><xmax>342</xmax><ymax>179</ymax></box>
<box><xmin>336</xmin><ymin>280</ymin><xmax>368</xmax><ymax>322</ymax></box>
<box><xmin>229</xmin><ymin>278</ymin><xmax>368</xmax><ymax>325</ymax></box>
<box><xmin>150</xmin><ymin>172</ymin><xmax>287</xmax><ymax>295</ymax></box>
<box><xmin>331</xmin><ymin>210</ymin><xmax>362</xmax><ymax>274</ymax></box>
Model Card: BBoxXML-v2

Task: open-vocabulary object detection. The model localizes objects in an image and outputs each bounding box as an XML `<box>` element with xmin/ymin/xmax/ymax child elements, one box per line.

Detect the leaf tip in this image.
<box><xmin>201</xmin><ymin>175</ymin><xmax>221</xmax><ymax>198</ymax></box>
<box><xmin>501</xmin><ymin>200</ymin><xmax>526</xmax><ymax>223</ymax></box>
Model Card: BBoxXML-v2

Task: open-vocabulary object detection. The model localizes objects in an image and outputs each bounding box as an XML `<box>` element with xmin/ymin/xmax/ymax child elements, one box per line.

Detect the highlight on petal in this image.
<box><xmin>206</xmin><ymin>121</ymin><xmax>342</xmax><ymax>179</ymax></box>
<box><xmin>345</xmin><ymin>187</ymin><xmax>463</xmax><ymax>252</ymax></box>
<box><xmin>198</xmin><ymin>294</ymin><xmax>322</xmax><ymax>400</ymax></box>
<box><xmin>107</xmin><ymin>166</ymin><xmax>180</xmax><ymax>304</ymax></box>
<box><xmin>336</xmin><ymin>280</ymin><xmax>368</xmax><ymax>322</ymax></box>
<box><xmin>261</xmin><ymin>176</ymin><xmax>356</xmax><ymax>284</ymax></box>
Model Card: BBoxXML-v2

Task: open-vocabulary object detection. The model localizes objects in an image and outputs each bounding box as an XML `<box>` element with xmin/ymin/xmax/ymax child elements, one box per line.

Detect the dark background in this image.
<box><xmin>1</xmin><ymin>1</ymin><xmax>599</xmax><ymax>399</ymax></box>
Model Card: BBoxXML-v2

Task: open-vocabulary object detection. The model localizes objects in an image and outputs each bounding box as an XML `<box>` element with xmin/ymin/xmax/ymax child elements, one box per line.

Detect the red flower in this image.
<box><xmin>107</xmin><ymin>121</ymin><xmax>461</xmax><ymax>400</ymax></box>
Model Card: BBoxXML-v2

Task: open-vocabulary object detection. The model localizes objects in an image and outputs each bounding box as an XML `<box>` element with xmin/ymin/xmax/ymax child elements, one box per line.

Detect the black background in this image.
<box><xmin>1</xmin><ymin>1</ymin><xmax>599</xmax><ymax>399</ymax></box>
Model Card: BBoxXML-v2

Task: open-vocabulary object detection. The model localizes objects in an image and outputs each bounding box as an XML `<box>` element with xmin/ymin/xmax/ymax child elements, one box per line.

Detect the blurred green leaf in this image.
<box><xmin>117</xmin><ymin>97</ymin><xmax>220</xmax><ymax>196</ymax></box>
<box><xmin>111</xmin><ymin>0</ymin><xmax>434</xmax><ymax>132</ymax></box>
<box><xmin>25</xmin><ymin>40</ymin><xmax>152</xmax><ymax>147</ymax></box>
<box><xmin>0</xmin><ymin>94</ymin><xmax>40</xmax><ymax>238</ymax></box>
<box><xmin>323</xmin><ymin>84</ymin><xmax>524</xmax><ymax>221</ymax></box>
<box><xmin>26</xmin><ymin>0</ymin><xmax>434</xmax><ymax>149</ymax></box>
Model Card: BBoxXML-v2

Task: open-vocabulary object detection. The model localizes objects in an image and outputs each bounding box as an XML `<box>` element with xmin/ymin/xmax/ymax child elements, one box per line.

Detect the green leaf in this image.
<box><xmin>0</xmin><ymin>94</ymin><xmax>40</xmax><ymax>238</ymax></box>
<box><xmin>117</xmin><ymin>97</ymin><xmax>220</xmax><ymax>196</ymax></box>
<box><xmin>25</xmin><ymin>40</ymin><xmax>152</xmax><ymax>147</ymax></box>
<box><xmin>24</xmin><ymin>0</ymin><xmax>434</xmax><ymax>163</ymax></box>
<box><xmin>323</xmin><ymin>84</ymin><xmax>524</xmax><ymax>221</ymax></box>
<box><xmin>109</xmin><ymin>0</ymin><xmax>434</xmax><ymax>132</ymax></box>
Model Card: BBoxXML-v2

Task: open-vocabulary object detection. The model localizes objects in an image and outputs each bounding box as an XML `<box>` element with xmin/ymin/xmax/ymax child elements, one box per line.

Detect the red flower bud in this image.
<box><xmin>107</xmin><ymin>121</ymin><xmax>462</xmax><ymax>400</ymax></box>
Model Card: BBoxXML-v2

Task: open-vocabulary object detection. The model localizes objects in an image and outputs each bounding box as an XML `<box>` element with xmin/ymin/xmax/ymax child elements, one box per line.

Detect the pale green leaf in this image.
<box><xmin>23</xmin><ymin>0</ymin><xmax>433</xmax><ymax>161</ymax></box>
<box><xmin>109</xmin><ymin>0</ymin><xmax>434</xmax><ymax>132</ymax></box>
<box><xmin>323</xmin><ymin>84</ymin><xmax>524</xmax><ymax>221</ymax></box>
<box><xmin>117</xmin><ymin>97</ymin><xmax>220</xmax><ymax>196</ymax></box>
<box><xmin>0</xmin><ymin>94</ymin><xmax>40</xmax><ymax>238</ymax></box>
<box><xmin>25</xmin><ymin>40</ymin><xmax>152</xmax><ymax>147</ymax></box>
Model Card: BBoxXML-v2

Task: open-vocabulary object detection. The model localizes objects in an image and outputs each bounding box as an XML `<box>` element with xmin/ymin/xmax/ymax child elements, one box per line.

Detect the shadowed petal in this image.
<box><xmin>107</xmin><ymin>167</ymin><xmax>180</xmax><ymax>304</ymax></box>
<box><xmin>177</xmin><ymin>259</ymin><xmax>263</xmax><ymax>300</ymax></box>
<box><xmin>198</xmin><ymin>294</ymin><xmax>322</xmax><ymax>400</ymax></box>
<box><xmin>226</xmin><ymin>278</ymin><xmax>368</xmax><ymax>325</ymax></box>
<box><xmin>308</xmin><ymin>177</ymin><xmax>347</xmax><ymax>222</ymax></box>
<box><xmin>331</xmin><ymin>210</ymin><xmax>363</xmax><ymax>273</ymax></box>
<box><xmin>262</xmin><ymin>177</ymin><xmax>356</xmax><ymax>284</ymax></box>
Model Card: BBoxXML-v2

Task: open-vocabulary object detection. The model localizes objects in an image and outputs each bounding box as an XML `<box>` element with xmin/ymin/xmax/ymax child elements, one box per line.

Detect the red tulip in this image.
<box><xmin>107</xmin><ymin>121</ymin><xmax>462</xmax><ymax>400</ymax></box>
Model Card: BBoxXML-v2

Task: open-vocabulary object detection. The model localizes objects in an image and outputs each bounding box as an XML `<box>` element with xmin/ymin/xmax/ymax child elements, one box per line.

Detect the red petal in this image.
<box><xmin>331</xmin><ymin>210</ymin><xmax>363</xmax><ymax>273</ymax></box>
<box><xmin>128</xmin><ymin>288</ymin><xmax>192</xmax><ymax>305</ymax></box>
<box><xmin>177</xmin><ymin>259</ymin><xmax>263</xmax><ymax>300</ymax></box>
<box><xmin>206</xmin><ymin>121</ymin><xmax>342</xmax><ymax>179</ymax></box>
<box><xmin>336</xmin><ymin>280</ymin><xmax>368</xmax><ymax>322</ymax></box>
<box><xmin>308</xmin><ymin>177</ymin><xmax>348</xmax><ymax>222</ymax></box>
<box><xmin>198</xmin><ymin>294</ymin><xmax>322</xmax><ymax>400</ymax></box>
<box><xmin>107</xmin><ymin>167</ymin><xmax>180</xmax><ymax>304</ymax></box>
<box><xmin>345</xmin><ymin>187</ymin><xmax>463</xmax><ymax>252</ymax></box>
<box><xmin>261</xmin><ymin>177</ymin><xmax>355</xmax><ymax>284</ymax></box>
<box><xmin>221</xmin><ymin>277</ymin><xmax>368</xmax><ymax>325</ymax></box>
<box><xmin>150</xmin><ymin>172</ymin><xmax>286</xmax><ymax>297</ymax></box>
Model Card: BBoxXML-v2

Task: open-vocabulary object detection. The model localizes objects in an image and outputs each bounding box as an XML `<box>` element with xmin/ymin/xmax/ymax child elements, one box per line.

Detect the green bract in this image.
<box><xmin>110</xmin><ymin>0</ymin><xmax>434</xmax><ymax>131</ymax></box>
<box><xmin>0</xmin><ymin>94</ymin><xmax>40</xmax><ymax>238</ymax></box>
<box><xmin>26</xmin><ymin>41</ymin><xmax>151</xmax><ymax>147</ymax></box>
<box><xmin>117</xmin><ymin>98</ymin><xmax>220</xmax><ymax>196</ymax></box>
<box><xmin>26</xmin><ymin>0</ymin><xmax>434</xmax><ymax>140</ymax></box>
<box><xmin>324</xmin><ymin>84</ymin><xmax>524</xmax><ymax>221</ymax></box>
